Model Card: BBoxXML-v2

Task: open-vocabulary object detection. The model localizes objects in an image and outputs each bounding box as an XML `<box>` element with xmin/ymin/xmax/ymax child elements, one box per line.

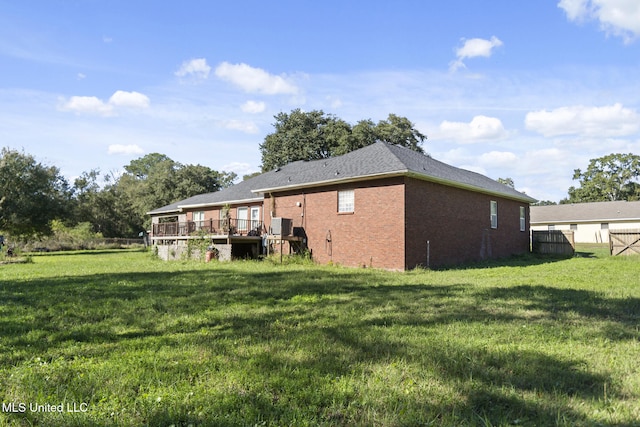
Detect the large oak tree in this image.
<box><xmin>0</xmin><ymin>148</ymin><xmax>71</xmax><ymax>238</ymax></box>
<box><xmin>260</xmin><ymin>109</ymin><xmax>426</xmax><ymax>171</ymax></box>
<box><xmin>566</xmin><ymin>153</ymin><xmax>640</xmax><ymax>203</ymax></box>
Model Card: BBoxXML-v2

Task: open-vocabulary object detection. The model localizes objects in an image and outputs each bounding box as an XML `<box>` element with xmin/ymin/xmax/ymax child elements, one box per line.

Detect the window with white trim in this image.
<box><xmin>193</xmin><ymin>211</ymin><xmax>205</xmax><ymax>230</ymax></box>
<box><xmin>519</xmin><ymin>206</ymin><xmax>526</xmax><ymax>232</ymax></box>
<box><xmin>490</xmin><ymin>201</ymin><xmax>498</xmax><ymax>229</ymax></box>
<box><xmin>338</xmin><ymin>190</ymin><xmax>354</xmax><ymax>213</ymax></box>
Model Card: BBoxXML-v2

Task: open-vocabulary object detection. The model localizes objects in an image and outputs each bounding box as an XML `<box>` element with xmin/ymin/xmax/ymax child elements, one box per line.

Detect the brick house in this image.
<box><xmin>148</xmin><ymin>142</ymin><xmax>536</xmax><ymax>269</ymax></box>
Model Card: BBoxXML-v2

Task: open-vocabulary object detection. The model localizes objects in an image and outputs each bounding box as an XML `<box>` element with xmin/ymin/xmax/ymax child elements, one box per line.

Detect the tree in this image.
<box><xmin>260</xmin><ymin>109</ymin><xmax>426</xmax><ymax>171</ymax></box>
<box><xmin>567</xmin><ymin>153</ymin><xmax>640</xmax><ymax>203</ymax></box>
<box><xmin>374</xmin><ymin>114</ymin><xmax>425</xmax><ymax>154</ymax></box>
<box><xmin>114</xmin><ymin>154</ymin><xmax>237</xmax><ymax>235</ymax></box>
<box><xmin>71</xmin><ymin>169</ymin><xmax>135</xmax><ymax>237</ymax></box>
<box><xmin>260</xmin><ymin>109</ymin><xmax>348</xmax><ymax>171</ymax></box>
<box><xmin>497</xmin><ymin>177</ymin><xmax>515</xmax><ymax>188</ymax></box>
<box><xmin>175</xmin><ymin>164</ymin><xmax>234</xmax><ymax>197</ymax></box>
<box><xmin>0</xmin><ymin>148</ymin><xmax>71</xmax><ymax>238</ymax></box>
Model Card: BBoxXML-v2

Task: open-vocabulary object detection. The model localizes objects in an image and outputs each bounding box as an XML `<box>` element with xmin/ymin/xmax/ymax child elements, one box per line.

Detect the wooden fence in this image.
<box><xmin>531</xmin><ymin>230</ymin><xmax>575</xmax><ymax>256</ymax></box>
<box><xmin>609</xmin><ymin>229</ymin><xmax>640</xmax><ymax>256</ymax></box>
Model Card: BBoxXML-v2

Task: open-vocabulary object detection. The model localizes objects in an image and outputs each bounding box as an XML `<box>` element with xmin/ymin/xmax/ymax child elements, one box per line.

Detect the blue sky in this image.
<box><xmin>2</xmin><ymin>0</ymin><xmax>640</xmax><ymax>202</ymax></box>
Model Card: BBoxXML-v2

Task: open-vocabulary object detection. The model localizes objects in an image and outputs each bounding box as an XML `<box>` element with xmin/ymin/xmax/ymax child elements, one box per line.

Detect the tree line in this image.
<box><xmin>0</xmin><ymin>148</ymin><xmax>236</xmax><ymax>240</ymax></box>
<box><xmin>2</xmin><ymin>109</ymin><xmax>639</xmax><ymax>242</ymax></box>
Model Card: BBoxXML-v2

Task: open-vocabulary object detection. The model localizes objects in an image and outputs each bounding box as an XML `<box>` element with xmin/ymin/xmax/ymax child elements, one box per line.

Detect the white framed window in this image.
<box><xmin>192</xmin><ymin>211</ymin><xmax>205</xmax><ymax>231</ymax></box>
<box><xmin>519</xmin><ymin>206</ymin><xmax>526</xmax><ymax>232</ymax></box>
<box><xmin>338</xmin><ymin>190</ymin><xmax>354</xmax><ymax>213</ymax></box>
<box><xmin>490</xmin><ymin>201</ymin><xmax>498</xmax><ymax>229</ymax></box>
<box><xmin>193</xmin><ymin>211</ymin><xmax>205</xmax><ymax>224</ymax></box>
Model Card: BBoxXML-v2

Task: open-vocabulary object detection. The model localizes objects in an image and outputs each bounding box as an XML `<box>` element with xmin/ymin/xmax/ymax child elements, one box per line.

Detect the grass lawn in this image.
<box><xmin>0</xmin><ymin>246</ymin><xmax>639</xmax><ymax>426</ymax></box>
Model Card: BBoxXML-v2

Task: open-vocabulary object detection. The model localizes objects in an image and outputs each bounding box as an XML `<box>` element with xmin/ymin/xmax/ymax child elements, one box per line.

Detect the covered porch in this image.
<box><xmin>151</xmin><ymin>218</ymin><xmax>265</xmax><ymax>261</ymax></box>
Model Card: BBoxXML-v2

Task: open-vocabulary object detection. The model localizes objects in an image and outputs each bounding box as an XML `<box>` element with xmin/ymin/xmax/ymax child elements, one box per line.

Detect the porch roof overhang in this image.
<box><xmin>177</xmin><ymin>197</ymin><xmax>263</xmax><ymax>210</ymax></box>
<box><xmin>147</xmin><ymin>197</ymin><xmax>263</xmax><ymax>215</ymax></box>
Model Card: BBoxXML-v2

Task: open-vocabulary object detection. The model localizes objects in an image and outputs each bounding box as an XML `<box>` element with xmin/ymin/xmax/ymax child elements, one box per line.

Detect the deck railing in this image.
<box><xmin>152</xmin><ymin>219</ymin><xmax>264</xmax><ymax>237</ymax></box>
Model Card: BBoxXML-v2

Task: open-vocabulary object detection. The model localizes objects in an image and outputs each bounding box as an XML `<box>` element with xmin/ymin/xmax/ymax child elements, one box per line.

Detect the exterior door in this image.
<box><xmin>237</xmin><ymin>207</ymin><xmax>248</xmax><ymax>232</ymax></box>
<box><xmin>250</xmin><ymin>207</ymin><xmax>260</xmax><ymax>233</ymax></box>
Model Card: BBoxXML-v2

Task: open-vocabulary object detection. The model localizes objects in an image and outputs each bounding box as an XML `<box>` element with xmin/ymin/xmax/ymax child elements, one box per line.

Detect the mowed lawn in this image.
<box><xmin>1</xmin><ymin>247</ymin><xmax>639</xmax><ymax>426</ymax></box>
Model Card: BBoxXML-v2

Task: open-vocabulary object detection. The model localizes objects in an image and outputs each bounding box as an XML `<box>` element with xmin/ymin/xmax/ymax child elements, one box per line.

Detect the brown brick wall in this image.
<box><xmin>268</xmin><ymin>177</ymin><xmax>406</xmax><ymax>269</ymax></box>
<box><xmin>404</xmin><ymin>177</ymin><xmax>530</xmax><ymax>268</ymax></box>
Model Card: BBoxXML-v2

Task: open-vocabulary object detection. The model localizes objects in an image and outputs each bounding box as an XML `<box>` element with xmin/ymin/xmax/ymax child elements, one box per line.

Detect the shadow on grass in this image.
<box><xmin>2</xmin><ymin>259</ymin><xmax>638</xmax><ymax>426</ymax></box>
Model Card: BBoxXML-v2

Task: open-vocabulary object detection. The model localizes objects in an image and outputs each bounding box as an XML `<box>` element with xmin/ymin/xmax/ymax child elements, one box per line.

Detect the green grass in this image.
<box><xmin>1</xmin><ymin>247</ymin><xmax>639</xmax><ymax>426</ymax></box>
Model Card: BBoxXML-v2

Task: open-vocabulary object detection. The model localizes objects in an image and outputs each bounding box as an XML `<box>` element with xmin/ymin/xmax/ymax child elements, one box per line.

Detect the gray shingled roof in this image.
<box><xmin>148</xmin><ymin>142</ymin><xmax>535</xmax><ymax>215</ymax></box>
<box><xmin>531</xmin><ymin>200</ymin><xmax>640</xmax><ymax>224</ymax></box>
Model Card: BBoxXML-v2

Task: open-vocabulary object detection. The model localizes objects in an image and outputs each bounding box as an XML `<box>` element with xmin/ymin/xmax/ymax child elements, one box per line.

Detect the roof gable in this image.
<box><xmin>148</xmin><ymin>142</ymin><xmax>535</xmax><ymax>215</ymax></box>
<box><xmin>252</xmin><ymin>142</ymin><xmax>535</xmax><ymax>203</ymax></box>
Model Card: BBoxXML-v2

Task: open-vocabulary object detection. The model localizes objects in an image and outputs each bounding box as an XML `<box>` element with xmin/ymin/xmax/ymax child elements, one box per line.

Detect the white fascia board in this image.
<box><xmin>531</xmin><ymin>218</ymin><xmax>640</xmax><ymax>225</ymax></box>
<box><xmin>177</xmin><ymin>197</ymin><xmax>264</xmax><ymax>210</ymax></box>
<box><xmin>146</xmin><ymin>208</ymin><xmax>181</xmax><ymax>216</ymax></box>
<box><xmin>252</xmin><ymin>169</ymin><xmax>535</xmax><ymax>204</ymax></box>
<box><xmin>406</xmin><ymin>171</ymin><xmax>538</xmax><ymax>204</ymax></box>
<box><xmin>251</xmin><ymin>172</ymin><xmax>408</xmax><ymax>194</ymax></box>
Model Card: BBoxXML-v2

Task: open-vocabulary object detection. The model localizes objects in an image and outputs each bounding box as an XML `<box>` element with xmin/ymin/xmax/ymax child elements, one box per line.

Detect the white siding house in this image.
<box><xmin>530</xmin><ymin>201</ymin><xmax>640</xmax><ymax>243</ymax></box>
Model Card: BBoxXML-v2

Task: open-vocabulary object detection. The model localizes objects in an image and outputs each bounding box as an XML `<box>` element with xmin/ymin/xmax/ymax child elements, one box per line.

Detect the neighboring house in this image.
<box><xmin>530</xmin><ymin>201</ymin><xmax>640</xmax><ymax>243</ymax></box>
<box><xmin>148</xmin><ymin>142</ymin><xmax>536</xmax><ymax>269</ymax></box>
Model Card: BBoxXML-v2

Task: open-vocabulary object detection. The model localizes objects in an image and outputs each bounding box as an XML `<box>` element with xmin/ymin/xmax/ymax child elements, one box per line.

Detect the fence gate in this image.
<box><xmin>531</xmin><ymin>230</ymin><xmax>575</xmax><ymax>256</ymax></box>
<box><xmin>609</xmin><ymin>229</ymin><xmax>640</xmax><ymax>256</ymax></box>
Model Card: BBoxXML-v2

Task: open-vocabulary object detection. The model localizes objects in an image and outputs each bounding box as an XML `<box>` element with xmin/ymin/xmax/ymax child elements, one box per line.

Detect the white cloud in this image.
<box><xmin>326</xmin><ymin>96</ymin><xmax>343</xmax><ymax>109</ymax></box>
<box><xmin>438</xmin><ymin>115</ymin><xmax>508</xmax><ymax>142</ymax></box>
<box><xmin>525</xmin><ymin>103</ymin><xmax>640</xmax><ymax>137</ymax></box>
<box><xmin>215</xmin><ymin>62</ymin><xmax>299</xmax><ymax>95</ymax></box>
<box><xmin>109</xmin><ymin>90</ymin><xmax>150</xmax><ymax>108</ymax></box>
<box><xmin>220</xmin><ymin>119</ymin><xmax>259</xmax><ymax>134</ymax></box>
<box><xmin>478</xmin><ymin>151</ymin><xmax>518</xmax><ymax>168</ymax></box>
<box><xmin>59</xmin><ymin>90</ymin><xmax>150</xmax><ymax>116</ymax></box>
<box><xmin>449</xmin><ymin>36</ymin><xmax>503</xmax><ymax>72</ymax></box>
<box><xmin>175</xmin><ymin>58</ymin><xmax>211</xmax><ymax>81</ymax></box>
<box><xmin>59</xmin><ymin>96</ymin><xmax>114</xmax><ymax>116</ymax></box>
<box><xmin>241</xmin><ymin>100</ymin><xmax>266</xmax><ymax>113</ymax></box>
<box><xmin>222</xmin><ymin>161</ymin><xmax>259</xmax><ymax>177</ymax></box>
<box><xmin>558</xmin><ymin>0</ymin><xmax>640</xmax><ymax>42</ymax></box>
<box><xmin>108</xmin><ymin>144</ymin><xmax>144</xmax><ymax>155</ymax></box>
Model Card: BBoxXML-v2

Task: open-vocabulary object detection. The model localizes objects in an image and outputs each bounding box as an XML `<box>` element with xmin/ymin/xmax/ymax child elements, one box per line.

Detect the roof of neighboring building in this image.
<box><xmin>530</xmin><ymin>200</ymin><xmax>640</xmax><ymax>224</ymax></box>
<box><xmin>148</xmin><ymin>142</ymin><xmax>535</xmax><ymax>215</ymax></box>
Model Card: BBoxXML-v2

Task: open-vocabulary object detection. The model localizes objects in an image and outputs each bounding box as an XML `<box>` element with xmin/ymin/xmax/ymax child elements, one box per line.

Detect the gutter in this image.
<box><xmin>251</xmin><ymin>171</ymin><xmax>406</xmax><ymax>194</ymax></box>
<box><xmin>531</xmin><ymin>217</ymin><xmax>640</xmax><ymax>225</ymax></box>
<box><xmin>252</xmin><ymin>169</ymin><xmax>537</xmax><ymax>204</ymax></box>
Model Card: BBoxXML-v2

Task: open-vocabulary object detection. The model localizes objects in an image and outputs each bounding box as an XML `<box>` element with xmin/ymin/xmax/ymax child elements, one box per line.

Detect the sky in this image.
<box><xmin>1</xmin><ymin>0</ymin><xmax>640</xmax><ymax>203</ymax></box>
